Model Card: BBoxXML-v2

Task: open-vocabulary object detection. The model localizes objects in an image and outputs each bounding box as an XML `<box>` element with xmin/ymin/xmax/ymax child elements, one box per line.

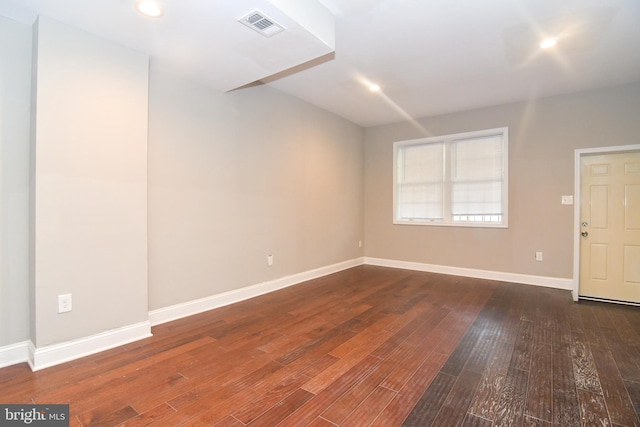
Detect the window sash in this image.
<box><xmin>396</xmin><ymin>142</ymin><xmax>444</xmax><ymax>221</ymax></box>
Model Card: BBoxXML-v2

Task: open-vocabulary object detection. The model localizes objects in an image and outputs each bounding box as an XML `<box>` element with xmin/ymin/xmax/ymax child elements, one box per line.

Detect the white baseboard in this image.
<box><xmin>149</xmin><ymin>257</ymin><xmax>366</xmax><ymax>326</ymax></box>
<box><xmin>4</xmin><ymin>256</ymin><xmax>570</xmax><ymax>371</ymax></box>
<box><xmin>0</xmin><ymin>341</ymin><xmax>30</xmax><ymax>368</ymax></box>
<box><xmin>28</xmin><ymin>321</ymin><xmax>152</xmax><ymax>371</ymax></box>
<box><xmin>2</xmin><ymin>258</ymin><xmax>365</xmax><ymax>370</ymax></box>
<box><xmin>364</xmin><ymin>257</ymin><xmax>573</xmax><ymax>290</ymax></box>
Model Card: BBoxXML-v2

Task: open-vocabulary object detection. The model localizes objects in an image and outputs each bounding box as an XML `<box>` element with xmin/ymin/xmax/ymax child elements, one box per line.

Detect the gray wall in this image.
<box><xmin>148</xmin><ymin>66</ymin><xmax>365</xmax><ymax>310</ymax></box>
<box><xmin>30</xmin><ymin>17</ymin><xmax>149</xmax><ymax>347</ymax></box>
<box><xmin>0</xmin><ymin>16</ymin><xmax>31</xmax><ymax>347</ymax></box>
<box><xmin>0</xmin><ymin>16</ymin><xmax>364</xmax><ymax>351</ymax></box>
<box><xmin>1</xmin><ymin>12</ymin><xmax>638</xmax><ymax>357</ymax></box>
<box><xmin>364</xmin><ymin>82</ymin><xmax>640</xmax><ymax>279</ymax></box>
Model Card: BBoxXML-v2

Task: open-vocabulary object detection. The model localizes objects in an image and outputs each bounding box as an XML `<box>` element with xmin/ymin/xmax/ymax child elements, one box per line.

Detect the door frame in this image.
<box><xmin>572</xmin><ymin>144</ymin><xmax>640</xmax><ymax>302</ymax></box>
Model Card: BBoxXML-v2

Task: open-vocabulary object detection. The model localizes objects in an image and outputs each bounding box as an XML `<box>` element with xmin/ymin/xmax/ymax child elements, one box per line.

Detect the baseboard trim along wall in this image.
<box><xmin>149</xmin><ymin>257</ymin><xmax>366</xmax><ymax>326</ymax></box>
<box><xmin>0</xmin><ymin>341</ymin><xmax>31</xmax><ymax>369</ymax></box>
<box><xmin>364</xmin><ymin>257</ymin><xmax>574</xmax><ymax>290</ymax></box>
<box><xmin>27</xmin><ymin>321</ymin><xmax>152</xmax><ymax>371</ymax></box>
<box><xmin>3</xmin><ymin>256</ymin><xmax>573</xmax><ymax>370</ymax></box>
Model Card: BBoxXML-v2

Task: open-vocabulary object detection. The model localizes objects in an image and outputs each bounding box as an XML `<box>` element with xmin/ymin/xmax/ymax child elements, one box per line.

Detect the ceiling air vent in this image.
<box><xmin>239</xmin><ymin>11</ymin><xmax>286</xmax><ymax>37</ymax></box>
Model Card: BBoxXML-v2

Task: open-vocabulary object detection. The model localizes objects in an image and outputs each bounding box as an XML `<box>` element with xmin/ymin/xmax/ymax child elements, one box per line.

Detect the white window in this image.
<box><xmin>394</xmin><ymin>127</ymin><xmax>508</xmax><ymax>227</ymax></box>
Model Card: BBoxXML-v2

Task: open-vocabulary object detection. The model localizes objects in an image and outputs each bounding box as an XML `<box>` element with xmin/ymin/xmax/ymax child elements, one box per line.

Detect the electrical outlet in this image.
<box><xmin>267</xmin><ymin>254</ymin><xmax>273</xmax><ymax>266</ymax></box>
<box><xmin>535</xmin><ymin>252</ymin><xmax>543</xmax><ymax>262</ymax></box>
<box><xmin>358</xmin><ymin>240</ymin><xmax>362</xmax><ymax>248</ymax></box>
<box><xmin>58</xmin><ymin>294</ymin><xmax>72</xmax><ymax>313</ymax></box>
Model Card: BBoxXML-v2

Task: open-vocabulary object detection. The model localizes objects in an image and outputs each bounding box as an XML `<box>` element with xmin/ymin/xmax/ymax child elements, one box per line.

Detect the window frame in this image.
<box><xmin>393</xmin><ymin>127</ymin><xmax>509</xmax><ymax>228</ymax></box>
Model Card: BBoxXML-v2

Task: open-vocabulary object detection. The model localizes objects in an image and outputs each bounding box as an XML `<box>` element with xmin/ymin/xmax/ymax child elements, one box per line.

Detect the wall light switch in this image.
<box><xmin>561</xmin><ymin>195</ymin><xmax>573</xmax><ymax>205</ymax></box>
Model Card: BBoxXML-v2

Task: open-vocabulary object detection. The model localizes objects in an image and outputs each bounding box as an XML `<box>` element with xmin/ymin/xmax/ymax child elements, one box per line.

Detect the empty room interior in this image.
<box><xmin>1</xmin><ymin>0</ymin><xmax>640</xmax><ymax>426</ymax></box>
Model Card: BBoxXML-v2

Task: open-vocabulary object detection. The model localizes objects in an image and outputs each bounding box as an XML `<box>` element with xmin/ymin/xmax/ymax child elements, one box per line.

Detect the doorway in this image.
<box><xmin>574</xmin><ymin>146</ymin><xmax>640</xmax><ymax>304</ymax></box>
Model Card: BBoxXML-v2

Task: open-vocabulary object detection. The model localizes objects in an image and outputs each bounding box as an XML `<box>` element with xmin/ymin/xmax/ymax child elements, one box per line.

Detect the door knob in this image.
<box><xmin>581</xmin><ymin>231</ymin><xmax>589</xmax><ymax>237</ymax></box>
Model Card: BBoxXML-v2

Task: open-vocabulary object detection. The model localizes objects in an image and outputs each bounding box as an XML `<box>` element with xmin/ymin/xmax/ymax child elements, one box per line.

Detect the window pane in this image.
<box><xmin>452</xmin><ymin>135</ymin><xmax>503</xmax><ymax>181</ymax></box>
<box><xmin>398</xmin><ymin>183</ymin><xmax>443</xmax><ymax>220</ymax></box>
<box><xmin>397</xmin><ymin>143</ymin><xmax>443</xmax><ymax>220</ymax></box>
<box><xmin>451</xmin><ymin>135</ymin><xmax>504</xmax><ymax>221</ymax></box>
<box><xmin>399</xmin><ymin>143</ymin><xmax>443</xmax><ymax>183</ymax></box>
<box><xmin>452</xmin><ymin>181</ymin><xmax>502</xmax><ymax>215</ymax></box>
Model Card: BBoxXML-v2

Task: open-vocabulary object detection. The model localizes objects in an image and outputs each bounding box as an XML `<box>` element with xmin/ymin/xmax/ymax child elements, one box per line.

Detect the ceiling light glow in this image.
<box><xmin>135</xmin><ymin>0</ymin><xmax>163</xmax><ymax>17</ymax></box>
<box><xmin>539</xmin><ymin>38</ymin><xmax>557</xmax><ymax>49</ymax></box>
<box><xmin>369</xmin><ymin>84</ymin><xmax>381</xmax><ymax>92</ymax></box>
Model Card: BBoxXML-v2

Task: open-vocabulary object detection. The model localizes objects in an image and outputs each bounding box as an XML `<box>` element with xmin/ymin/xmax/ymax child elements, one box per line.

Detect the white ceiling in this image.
<box><xmin>1</xmin><ymin>0</ymin><xmax>639</xmax><ymax>127</ymax></box>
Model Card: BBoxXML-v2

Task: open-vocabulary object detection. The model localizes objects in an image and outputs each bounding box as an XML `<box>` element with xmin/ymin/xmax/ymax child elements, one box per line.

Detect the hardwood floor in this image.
<box><xmin>1</xmin><ymin>266</ymin><xmax>639</xmax><ymax>426</ymax></box>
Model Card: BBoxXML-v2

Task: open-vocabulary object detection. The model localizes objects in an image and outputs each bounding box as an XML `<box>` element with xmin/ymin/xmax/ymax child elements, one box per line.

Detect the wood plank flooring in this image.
<box><xmin>1</xmin><ymin>266</ymin><xmax>639</xmax><ymax>426</ymax></box>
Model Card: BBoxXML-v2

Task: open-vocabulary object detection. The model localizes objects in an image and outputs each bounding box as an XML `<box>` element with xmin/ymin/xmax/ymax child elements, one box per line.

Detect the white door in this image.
<box><xmin>579</xmin><ymin>151</ymin><xmax>640</xmax><ymax>303</ymax></box>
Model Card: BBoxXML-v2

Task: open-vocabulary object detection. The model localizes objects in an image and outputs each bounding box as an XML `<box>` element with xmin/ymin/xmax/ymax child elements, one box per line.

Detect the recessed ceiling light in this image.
<box><xmin>369</xmin><ymin>84</ymin><xmax>381</xmax><ymax>92</ymax></box>
<box><xmin>539</xmin><ymin>38</ymin><xmax>557</xmax><ymax>49</ymax></box>
<box><xmin>135</xmin><ymin>0</ymin><xmax>163</xmax><ymax>17</ymax></box>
